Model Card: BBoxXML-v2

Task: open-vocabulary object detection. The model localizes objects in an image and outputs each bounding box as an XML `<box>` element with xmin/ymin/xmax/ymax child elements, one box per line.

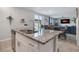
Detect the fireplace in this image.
<box><xmin>61</xmin><ymin>19</ymin><xmax>70</xmax><ymax>24</ymax></box>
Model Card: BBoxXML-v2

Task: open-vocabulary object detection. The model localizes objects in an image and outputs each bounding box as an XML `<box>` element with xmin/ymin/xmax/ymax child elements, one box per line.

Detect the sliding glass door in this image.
<box><xmin>34</xmin><ymin>20</ymin><xmax>41</xmax><ymax>31</ymax></box>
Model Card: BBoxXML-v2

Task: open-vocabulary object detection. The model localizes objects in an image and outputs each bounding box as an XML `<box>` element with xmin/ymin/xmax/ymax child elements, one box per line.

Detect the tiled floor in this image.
<box><xmin>0</xmin><ymin>39</ymin><xmax>13</xmax><ymax>52</ymax></box>
<box><xmin>59</xmin><ymin>39</ymin><xmax>79</xmax><ymax>52</ymax></box>
<box><xmin>0</xmin><ymin>39</ymin><xmax>79</xmax><ymax>52</ymax></box>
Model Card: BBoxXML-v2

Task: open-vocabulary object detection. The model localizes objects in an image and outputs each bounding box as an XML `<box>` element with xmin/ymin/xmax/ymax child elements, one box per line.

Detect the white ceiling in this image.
<box><xmin>25</xmin><ymin>7</ymin><xmax>76</xmax><ymax>18</ymax></box>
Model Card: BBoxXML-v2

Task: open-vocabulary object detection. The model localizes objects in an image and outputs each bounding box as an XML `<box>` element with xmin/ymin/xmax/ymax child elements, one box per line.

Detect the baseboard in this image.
<box><xmin>0</xmin><ymin>37</ymin><xmax>11</xmax><ymax>42</ymax></box>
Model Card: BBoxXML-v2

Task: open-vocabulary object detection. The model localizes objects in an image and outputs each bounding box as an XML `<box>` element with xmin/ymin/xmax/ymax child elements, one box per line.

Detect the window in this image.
<box><xmin>49</xmin><ymin>17</ymin><xmax>54</xmax><ymax>25</ymax></box>
<box><xmin>34</xmin><ymin>15</ymin><xmax>44</xmax><ymax>20</ymax></box>
<box><xmin>39</xmin><ymin>16</ymin><xmax>43</xmax><ymax>20</ymax></box>
<box><xmin>34</xmin><ymin>15</ymin><xmax>39</xmax><ymax>19</ymax></box>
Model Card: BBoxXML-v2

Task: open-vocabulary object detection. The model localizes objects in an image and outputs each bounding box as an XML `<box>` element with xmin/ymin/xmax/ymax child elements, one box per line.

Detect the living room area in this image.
<box><xmin>42</xmin><ymin>15</ymin><xmax>77</xmax><ymax>51</ymax></box>
<box><xmin>39</xmin><ymin>11</ymin><xmax>76</xmax><ymax>43</ymax></box>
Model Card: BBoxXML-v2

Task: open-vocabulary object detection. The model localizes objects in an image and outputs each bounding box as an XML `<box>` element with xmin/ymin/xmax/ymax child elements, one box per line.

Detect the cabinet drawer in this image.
<box><xmin>27</xmin><ymin>40</ymin><xmax>39</xmax><ymax>52</ymax></box>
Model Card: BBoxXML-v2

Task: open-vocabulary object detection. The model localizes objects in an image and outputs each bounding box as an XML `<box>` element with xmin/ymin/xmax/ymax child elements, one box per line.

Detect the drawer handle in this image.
<box><xmin>29</xmin><ymin>43</ymin><xmax>34</xmax><ymax>47</ymax></box>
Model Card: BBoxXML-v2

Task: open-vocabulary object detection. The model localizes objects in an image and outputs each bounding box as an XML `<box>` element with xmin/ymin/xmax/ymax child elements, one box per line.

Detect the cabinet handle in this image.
<box><xmin>29</xmin><ymin>43</ymin><xmax>34</xmax><ymax>47</ymax></box>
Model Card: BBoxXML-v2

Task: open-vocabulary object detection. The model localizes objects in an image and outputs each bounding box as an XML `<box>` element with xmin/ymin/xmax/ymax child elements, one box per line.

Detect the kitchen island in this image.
<box><xmin>11</xmin><ymin>28</ymin><xmax>62</xmax><ymax>52</ymax></box>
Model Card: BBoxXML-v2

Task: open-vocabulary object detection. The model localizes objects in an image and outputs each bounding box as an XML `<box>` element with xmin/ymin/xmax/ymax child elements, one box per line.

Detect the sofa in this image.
<box><xmin>57</xmin><ymin>26</ymin><xmax>76</xmax><ymax>40</ymax></box>
<box><xmin>55</xmin><ymin>26</ymin><xmax>76</xmax><ymax>35</ymax></box>
<box><xmin>66</xmin><ymin>26</ymin><xmax>76</xmax><ymax>35</ymax></box>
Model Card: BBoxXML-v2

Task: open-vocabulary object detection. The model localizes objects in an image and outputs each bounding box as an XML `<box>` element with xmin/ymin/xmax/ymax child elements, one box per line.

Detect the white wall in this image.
<box><xmin>0</xmin><ymin>7</ymin><xmax>35</xmax><ymax>40</ymax></box>
<box><xmin>0</xmin><ymin>8</ymin><xmax>11</xmax><ymax>40</ymax></box>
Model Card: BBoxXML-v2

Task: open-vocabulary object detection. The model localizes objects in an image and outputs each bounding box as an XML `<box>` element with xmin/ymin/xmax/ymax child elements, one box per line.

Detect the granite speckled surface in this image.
<box><xmin>12</xmin><ymin>28</ymin><xmax>62</xmax><ymax>44</ymax></box>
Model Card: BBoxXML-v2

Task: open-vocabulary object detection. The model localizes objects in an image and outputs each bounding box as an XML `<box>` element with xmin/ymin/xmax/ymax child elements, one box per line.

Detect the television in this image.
<box><xmin>61</xmin><ymin>19</ymin><xmax>70</xmax><ymax>24</ymax></box>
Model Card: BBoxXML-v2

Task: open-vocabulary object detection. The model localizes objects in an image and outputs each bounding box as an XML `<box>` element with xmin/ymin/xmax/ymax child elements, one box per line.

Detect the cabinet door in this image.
<box><xmin>16</xmin><ymin>39</ymin><xmax>28</xmax><ymax>52</ymax></box>
<box><xmin>16</xmin><ymin>33</ymin><xmax>28</xmax><ymax>52</ymax></box>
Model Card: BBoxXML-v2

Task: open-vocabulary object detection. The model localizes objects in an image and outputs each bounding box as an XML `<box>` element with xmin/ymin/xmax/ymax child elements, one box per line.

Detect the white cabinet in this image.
<box><xmin>16</xmin><ymin>33</ymin><xmax>39</xmax><ymax>52</ymax></box>
<box><xmin>15</xmin><ymin>33</ymin><xmax>55</xmax><ymax>52</ymax></box>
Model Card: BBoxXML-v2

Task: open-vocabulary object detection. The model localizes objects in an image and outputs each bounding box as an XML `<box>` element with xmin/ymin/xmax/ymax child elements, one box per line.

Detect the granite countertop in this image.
<box><xmin>12</xmin><ymin>28</ymin><xmax>62</xmax><ymax>44</ymax></box>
